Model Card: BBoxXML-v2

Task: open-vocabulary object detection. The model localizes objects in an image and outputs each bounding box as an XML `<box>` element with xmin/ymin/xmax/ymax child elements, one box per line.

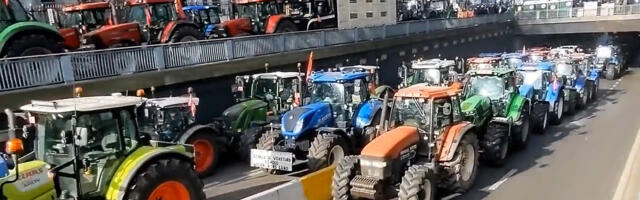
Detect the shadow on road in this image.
<box><xmin>452</xmin><ymin>83</ymin><xmax>625</xmax><ymax>200</ymax></box>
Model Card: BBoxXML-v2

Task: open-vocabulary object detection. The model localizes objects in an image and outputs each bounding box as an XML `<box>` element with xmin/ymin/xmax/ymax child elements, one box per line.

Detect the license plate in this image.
<box><xmin>250</xmin><ymin>149</ymin><xmax>294</xmax><ymax>171</ymax></box>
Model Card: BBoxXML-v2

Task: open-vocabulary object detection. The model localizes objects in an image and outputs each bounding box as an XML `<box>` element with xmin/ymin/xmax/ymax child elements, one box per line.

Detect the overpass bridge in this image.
<box><xmin>516</xmin><ymin>4</ymin><xmax>640</xmax><ymax>34</ymax></box>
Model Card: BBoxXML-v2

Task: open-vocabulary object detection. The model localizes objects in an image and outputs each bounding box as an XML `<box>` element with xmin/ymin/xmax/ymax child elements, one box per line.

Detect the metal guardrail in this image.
<box><xmin>0</xmin><ymin>13</ymin><xmax>513</xmax><ymax>92</ymax></box>
<box><xmin>516</xmin><ymin>4</ymin><xmax>640</xmax><ymax>20</ymax></box>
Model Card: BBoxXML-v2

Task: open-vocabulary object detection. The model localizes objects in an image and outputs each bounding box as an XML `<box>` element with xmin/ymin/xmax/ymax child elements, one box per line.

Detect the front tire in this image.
<box><xmin>550</xmin><ymin>94</ymin><xmax>564</xmax><ymax>125</ymax></box>
<box><xmin>125</xmin><ymin>158</ymin><xmax>206</xmax><ymax>200</ymax></box>
<box><xmin>531</xmin><ymin>102</ymin><xmax>549</xmax><ymax>133</ymax></box>
<box><xmin>513</xmin><ymin>105</ymin><xmax>530</xmax><ymax>150</ymax></box>
<box><xmin>239</xmin><ymin>126</ymin><xmax>264</xmax><ymax>162</ymax></box>
<box><xmin>398</xmin><ymin>165</ymin><xmax>438</xmax><ymax>200</ymax></box>
<box><xmin>331</xmin><ymin>155</ymin><xmax>359</xmax><ymax>200</ymax></box>
<box><xmin>606</xmin><ymin>69</ymin><xmax>616</xmax><ymax>80</ymax></box>
<box><xmin>308</xmin><ymin>133</ymin><xmax>349</xmax><ymax>172</ymax></box>
<box><xmin>186</xmin><ymin>133</ymin><xmax>220</xmax><ymax>177</ymax></box>
<box><xmin>447</xmin><ymin>133</ymin><xmax>479</xmax><ymax>192</ymax></box>
<box><xmin>256</xmin><ymin>130</ymin><xmax>282</xmax><ymax>174</ymax></box>
<box><xmin>481</xmin><ymin>123</ymin><xmax>509</xmax><ymax>166</ymax></box>
<box><xmin>566</xmin><ymin>91</ymin><xmax>577</xmax><ymax>115</ymax></box>
<box><xmin>170</xmin><ymin>26</ymin><xmax>204</xmax><ymax>43</ymax></box>
<box><xmin>5</xmin><ymin>34</ymin><xmax>63</xmax><ymax>57</ymax></box>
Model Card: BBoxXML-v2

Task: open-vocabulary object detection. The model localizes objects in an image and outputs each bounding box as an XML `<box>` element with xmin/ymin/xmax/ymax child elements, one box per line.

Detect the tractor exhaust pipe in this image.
<box><xmin>378</xmin><ymin>91</ymin><xmax>389</xmax><ymax>135</ymax></box>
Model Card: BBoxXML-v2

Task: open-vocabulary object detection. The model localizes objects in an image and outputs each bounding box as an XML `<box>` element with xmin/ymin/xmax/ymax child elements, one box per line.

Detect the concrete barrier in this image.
<box><xmin>243</xmin><ymin>166</ymin><xmax>336</xmax><ymax>200</ymax></box>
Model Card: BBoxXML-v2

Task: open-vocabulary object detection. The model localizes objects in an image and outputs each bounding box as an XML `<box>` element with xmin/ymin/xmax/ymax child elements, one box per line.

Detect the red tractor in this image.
<box><xmin>61</xmin><ymin>0</ymin><xmax>203</xmax><ymax>49</ymax></box>
<box><xmin>219</xmin><ymin>0</ymin><xmax>297</xmax><ymax>36</ymax></box>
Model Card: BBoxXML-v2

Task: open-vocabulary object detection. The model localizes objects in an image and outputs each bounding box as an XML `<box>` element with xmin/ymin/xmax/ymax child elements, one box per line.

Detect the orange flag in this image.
<box><xmin>306</xmin><ymin>52</ymin><xmax>314</xmax><ymax>81</ymax></box>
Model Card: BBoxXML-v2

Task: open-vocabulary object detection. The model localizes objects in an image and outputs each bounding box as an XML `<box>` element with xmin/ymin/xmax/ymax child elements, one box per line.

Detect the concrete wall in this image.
<box><xmin>337</xmin><ymin>0</ymin><xmax>397</xmax><ymax>29</ymax></box>
<box><xmin>516</xmin><ymin>14</ymin><xmax>640</xmax><ymax>35</ymax></box>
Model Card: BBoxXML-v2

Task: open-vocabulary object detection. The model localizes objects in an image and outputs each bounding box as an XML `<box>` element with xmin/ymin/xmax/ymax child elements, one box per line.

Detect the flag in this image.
<box><xmin>305</xmin><ymin>52</ymin><xmax>314</xmax><ymax>81</ymax></box>
<box><xmin>188</xmin><ymin>94</ymin><xmax>197</xmax><ymax>117</ymax></box>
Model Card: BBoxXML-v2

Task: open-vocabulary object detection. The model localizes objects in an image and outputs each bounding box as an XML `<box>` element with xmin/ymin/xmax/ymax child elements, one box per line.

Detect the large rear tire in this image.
<box><xmin>605</xmin><ymin>69</ymin><xmax>616</xmax><ymax>80</ymax></box>
<box><xmin>186</xmin><ymin>133</ymin><xmax>220</xmax><ymax>178</ymax></box>
<box><xmin>125</xmin><ymin>158</ymin><xmax>206</xmax><ymax>200</ymax></box>
<box><xmin>591</xmin><ymin>80</ymin><xmax>599</xmax><ymax>101</ymax></box>
<box><xmin>5</xmin><ymin>34</ymin><xmax>63</xmax><ymax>57</ymax></box>
<box><xmin>566</xmin><ymin>91</ymin><xmax>577</xmax><ymax>115</ymax></box>
<box><xmin>256</xmin><ymin>130</ymin><xmax>282</xmax><ymax>174</ymax></box>
<box><xmin>331</xmin><ymin>155</ymin><xmax>359</xmax><ymax>200</ymax></box>
<box><xmin>578</xmin><ymin>84</ymin><xmax>590</xmax><ymax>109</ymax></box>
<box><xmin>170</xmin><ymin>26</ymin><xmax>204</xmax><ymax>43</ymax></box>
<box><xmin>531</xmin><ymin>102</ymin><xmax>548</xmax><ymax>134</ymax></box>
<box><xmin>447</xmin><ymin>133</ymin><xmax>479</xmax><ymax>193</ymax></box>
<box><xmin>398</xmin><ymin>165</ymin><xmax>438</xmax><ymax>200</ymax></box>
<box><xmin>481</xmin><ymin>123</ymin><xmax>509</xmax><ymax>166</ymax></box>
<box><xmin>239</xmin><ymin>126</ymin><xmax>264</xmax><ymax>163</ymax></box>
<box><xmin>308</xmin><ymin>133</ymin><xmax>349</xmax><ymax>172</ymax></box>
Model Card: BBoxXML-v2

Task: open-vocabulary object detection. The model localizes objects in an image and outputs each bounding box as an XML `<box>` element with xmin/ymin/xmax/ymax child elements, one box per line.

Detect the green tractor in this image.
<box><xmin>461</xmin><ymin>68</ymin><xmax>531</xmax><ymax>166</ymax></box>
<box><xmin>0</xmin><ymin>0</ymin><xmax>64</xmax><ymax>57</ymax></box>
<box><xmin>216</xmin><ymin>71</ymin><xmax>306</xmax><ymax>162</ymax></box>
<box><xmin>1</xmin><ymin>94</ymin><xmax>205</xmax><ymax>200</ymax></box>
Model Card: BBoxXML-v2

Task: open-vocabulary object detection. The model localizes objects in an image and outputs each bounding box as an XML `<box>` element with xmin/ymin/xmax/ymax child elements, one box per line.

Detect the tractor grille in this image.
<box><xmin>350</xmin><ymin>175</ymin><xmax>383</xmax><ymax>199</ymax></box>
<box><xmin>283</xmin><ymin>108</ymin><xmax>311</xmax><ymax>132</ymax></box>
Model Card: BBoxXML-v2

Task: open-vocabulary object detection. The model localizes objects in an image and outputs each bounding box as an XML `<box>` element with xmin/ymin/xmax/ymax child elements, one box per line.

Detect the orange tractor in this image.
<box><xmin>219</xmin><ymin>0</ymin><xmax>297</xmax><ymax>36</ymax></box>
<box><xmin>332</xmin><ymin>85</ymin><xmax>479</xmax><ymax>200</ymax></box>
<box><xmin>61</xmin><ymin>0</ymin><xmax>203</xmax><ymax>49</ymax></box>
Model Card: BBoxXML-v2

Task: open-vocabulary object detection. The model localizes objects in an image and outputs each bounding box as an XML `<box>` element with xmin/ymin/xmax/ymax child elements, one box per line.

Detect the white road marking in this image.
<box><xmin>482</xmin><ymin>169</ymin><xmax>518</xmax><ymax>191</ymax></box>
<box><xmin>554</xmin><ymin>132</ymin><xmax>563</xmax><ymax>137</ymax></box>
<box><xmin>442</xmin><ymin>193</ymin><xmax>461</xmax><ymax>200</ymax></box>
<box><xmin>613</xmin><ymin>128</ymin><xmax>640</xmax><ymax>200</ymax></box>
<box><xmin>247</xmin><ymin>169</ymin><xmax>263</xmax><ymax>177</ymax></box>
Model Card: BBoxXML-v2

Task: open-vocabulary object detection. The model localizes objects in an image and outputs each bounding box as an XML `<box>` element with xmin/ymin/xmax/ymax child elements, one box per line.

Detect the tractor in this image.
<box><xmin>283</xmin><ymin>0</ymin><xmax>338</xmax><ymax>30</ymax></box>
<box><xmin>252</xmin><ymin>70</ymin><xmax>385</xmax><ymax>173</ymax></box>
<box><xmin>183</xmin><ymin>5</ymin><xmax>227</xmax><ymax>39</ymax></box>
<box><xmin>219</xmin><ymin>0</ymin><xmax>295</xmax><ymax>36</ymax></box>
<box><xmin>595</xmin><ymin>45</ymin><xmax>624</xmax><ymax>80</ymax></box>
<box><xmin>501</xmin><ymin>52</ymin><xmax>529</xmax><ymax>70</ymax></box>
<box><xmin>216</xmin><ymin>71</ymin><xmax>306</xmax><ymax>163</ymax></box>
<box><xmin>119</xmin><ymin>0</ymin><xmax>204</xmax><ymax>43</ymax></box>
<box><xmin>0</xmin><ymin>0</ymin><xmax>64</xmax><ymax>57</ymax></box>
<box><xmin>516</xmin><ymin>62</ymin><xmax>565</xmax><ymax>134</ymax></box>
<box><xmin>398</xmin><ymin>58</ymin><xmax>459</xmax><ymax>88</ymax></box>
<box><xmin>1</xmin><ymin>95</ymin><xmax>205</xmax><ymax>200</ymax></box>
<box><xmin>331</xmin><ymin>85</ymin><xmax>480</xmax><ymax>200</ymax></box>
<box><xmin>466</xmin><ymin>57</ymin><xmax>501</xmax><ymax>71</ymax></box>
<box><xmin>461</xmin><ymin>68</ymin><xmax>531</xmax><ymax>165</ymax></box>
<box><xmin>57</xmin><ymin>2</ymin><xmax>122</xmax><ymax>49</ymax></box>
<box><xmin>338</xmin><ymin>65</ymin><xmax>394</xmax><ymax>98</ymax></box>
<box><xmin>552</xmin><ymin>57</ymin><xmax>597</xmax><ymax>113</ymax></box>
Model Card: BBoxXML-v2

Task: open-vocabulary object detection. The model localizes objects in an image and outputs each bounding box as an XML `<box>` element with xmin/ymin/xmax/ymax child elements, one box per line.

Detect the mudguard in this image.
<box><xmin>354</xmin><ymin>99</ymin><xmax>383</xmax><ymax>129</ymax></box>
<box><xmin>438</xmin><ymin>122</ymin><xmax>474</xmax><ymax>161</ymax></box>
<box><xmin>0</xmin><ymin>22</ymin><xmax>62</xmax><ymax>53</ymax></box>
<box><xmin>518</xmin><ymin>84</ymin><xmax>534</xmax><ymax>99</ymax></box>
<box><xmin>219</xmin><ymin>18</ymin><xmax>251</xmax><ymax>36</ymax></box>
<box><xmin>265</xmin><ymin>14</ymin><xmax>286</xmax><ymax>34</ymax></box>
<box><xmin>84</xmin><ymin>23</ymin><xmax>141</xmax><ymax>48</ymax></box>
<box><xmin>59</xmin><ymin>28</ymin><xmax>80</xmax><ymax>49</ymax></box>
<box><xmin>574</xmin><ymin>76</ymin><xmax>586</xmax><ymax>91</ymax></box>
<box><xmin>588</xmin><ymin>69</ymin><xmax>599</xmax><ymax>80</ymax></box>
<box><xmin>507</xmin><ymin>95</ymin><xmax>527</xmax><ymax>121</ymax></box>
<box><xmin>360</xmin><ymin>126</ymin><xmax>419</xmax><ymax>159</ymax></box>
<box><xmin>544</xmin><ymin>82</ymin><xmax>562</xmax><ymax>103</ymax></box>
<box><xmin>280</xmin><ymin>103</ymin><xmax>333</xmax><ymax>137</ymax></box>
<box><xmin>105</xmin><ymin>145</ymin><xmax>192</xmax><ymax>200</ymax></box>
<box><xmin>461</xmin><ymin>95</ymin><xmax>491</xmax><ymax>126</ymax></box>
<box><xmin>1</xmin><ymin>161</ymin><xmax>56</xmax><ymax>200</ymax></box>
<box><xmin>177</xmin><ymin>124</ymin><xmax>219</xmax><ymax>144</ymax></box>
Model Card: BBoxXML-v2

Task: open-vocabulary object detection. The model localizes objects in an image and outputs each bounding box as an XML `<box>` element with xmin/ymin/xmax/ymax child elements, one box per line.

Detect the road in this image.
<box><xmin>457</xmin><ymin>68</ymin><xmax>640</xmax><ymax>200</ymax></box>
<box><xmin>200</xmin><ymin>69</ymin><xmax>640</xmax><ymax>200</ymax></box>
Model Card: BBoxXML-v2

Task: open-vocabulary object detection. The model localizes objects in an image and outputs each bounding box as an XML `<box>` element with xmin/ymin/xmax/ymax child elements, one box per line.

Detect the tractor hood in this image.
<box><xmin>220</xmin><ymin>99</ymin><xmax>267</xmax><ymax>130</ymax></box>
<box><xmin>461</xmin><ymin>95</ymin><xmax>492</xmax><ymax>124</ymax></box>
<box><xmin>281</xmin><ymin>102</ymin><xmax>333</xmax><ymax>137</ymax></box>
<box><xmin>0</xmin><ymin>160</ymin><xmax>56</xmax><ymax>200</ymax></box>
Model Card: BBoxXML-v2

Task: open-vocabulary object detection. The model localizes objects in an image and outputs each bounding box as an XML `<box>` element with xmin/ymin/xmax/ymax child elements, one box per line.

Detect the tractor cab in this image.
<box><xmin>304</xmin><ymin>71</ymin><xmax>372</xmax><ymax>125</ymax></box>
<box><xmin>501</xmin><ymin>53</ymin><xmax>529</xmax><ymax>69</ymax></box>
<box><xmin>463</xmin><ymin>68</ymin><xmax>519</xmax><ymax>119</ymax></box>
<box><xmin>123</xmin><ymin>0</ymin><xmax>203</xmax><ymax>43</ymax></box>
<box><xmin>515</xmin><ymin>62</ymin><xmax>555</xmax><ymax>100</ymax></box>
<box><xmin>339</xmin><ymin>65</ymin><xmax>381</xmax><ymax>93</ymax></box>
<box><xmin>401</xmin><ymin>58</ymin><xmax>457</xmax><ymax>87</ymax></box>
<box><xmin>225</xmin><ymin>0</ymin><xmax>287</xmax><ymax>35</ymax></box>
<box><xmin>284</xmin><ymin>0</ymin><xmax>337</xmax><ymax>30</ymax></box>
<box><xmin>61</xmin><ymin>2</ymin><xmax>113</xmax><ymax>31</ymax></box>
<box><xmin>467</xmin><ymin>57</ymin><xmax>501</xmax><ymax>71</ymax></box>
<box><xmin>137</xmin><ymin>96</ymin><xmax>199</xmax><ymax>142</ymax></box>
<box><xmin>183</xmin><ymin>5</ymin><xmax>226</xmax><ymax>38</ymax></box>
<box><xmin>231</xmin><ymin>72</ymin><xmax>305</xmax><ymax>114</ymax></box>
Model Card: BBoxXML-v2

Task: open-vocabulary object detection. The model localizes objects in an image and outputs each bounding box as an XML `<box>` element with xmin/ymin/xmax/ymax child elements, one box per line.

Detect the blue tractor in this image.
<box><xmin>501</xmin><ymin>52</ymin><xmax>528</xmax><ymax>69</ymax></box>
<box><xmin>252</xmin><ymin>70</ymin><xmax>385</xmax><ymax>173</ymax></box>
<box><xmin>553</xmin><ymin>57</ymin><xmax>598</xmax><ymax>114</ymax></box>
<box><xmin>516</xmin><ymin>61</ymin><xmax>565</xmax><ymax>133</ymax></box>
<box><xmin>183</xmin><ymin>5</ymin><xmax>227</xmax><ymax>39</ymax></box>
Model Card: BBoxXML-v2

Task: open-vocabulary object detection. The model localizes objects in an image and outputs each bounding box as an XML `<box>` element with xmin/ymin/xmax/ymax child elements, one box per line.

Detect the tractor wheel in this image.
<box><xmin>5</xmin><ymin>34</ymin><xmax>63</xmax><ymax>57</ymax></box>
<box><xmin>239</xmin><ymin>126</ymin><xmax>265</xmax><ymax>163</ymax></box>
<box><xmin>170</xmin><ymin>26</ymin><xmax>204</xmax><ymax>43</ymax></box>
<box><xmin>256</xmin><ymin>130</ymin><xmax>282</xmax><ymax>174</ymax></box>
<box><xmin>331</xmin><ymin>155</ymin><xmax>359</xmax><ymax>200</ymax></box>
<box><xmin>512</xmin><ymin>108</ymin><xmax>530</xmax><ymax>150</ymax></box>
<box><xmin>566</xmin><ymin>91</ymin><xmax>577</xmax><ymax>115</ymax></box>
<box><xmin>125</xmin><ymin>158</ymin><xmax>206</xmax><ymax>200</ymax></box>
<box><xmin>186</xmin><ymin>133</ymin><xmax>220</xmax><ymax>178</ymax></box>
<box><xmin>531</xmin><ymin>102</ymin><xmax>549</xmax><ymax>134</ymax></box>
<box><xmin>591</xmin><ymin>80</ymin><xmax>599</xmax><ymax>101</ymax></box>
<box><xmin>578</xmin><ymin>85</ymin><xmax>589</xmax><ymax>109</ymax></box>
<box><xmin>550</xmin><ymin>94</ymin><xmax>564</xmax><ymax>125</ymax></box>
<box><xmin>308</xmin><ymin>133</ymin><xmax>349</xmax><ymax>172</ymax></box>
<box><xmin>605</xmin><ymin>69</ymin><xmax>616</xmax><ymax>80</ymax></box>
<box><xmin>275</xmin><ymin>20</ymin><xmax>297</xmax><ymax>33</ymax></box>
<box><xmin>398</xmin><ymin>165</ymin><xmax>438</xmax><ymax>200</ymax></box>
<box><xmin>447</xmin><ymin>133</ymin><xmax>479</xmax><ymax>193</ymax></box>
<box><xmin>481</xmin><ymin>123</ymin><xmax>509</xmax><ymax>166</ymax></box>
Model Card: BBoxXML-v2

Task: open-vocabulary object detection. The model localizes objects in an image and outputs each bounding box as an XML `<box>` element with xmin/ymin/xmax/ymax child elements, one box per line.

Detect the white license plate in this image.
<box><xmin>250</xmin><ymin>149</ymin><xmax>294</xmax><ymax>171</ymax></box>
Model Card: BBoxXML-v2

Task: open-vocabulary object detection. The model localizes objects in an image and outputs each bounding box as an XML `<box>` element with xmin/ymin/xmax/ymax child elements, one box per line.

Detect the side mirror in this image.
<box><xmin>75</xmin><ymin>127</ymin><xmax>89</xmax><ymax>147</ymax></box>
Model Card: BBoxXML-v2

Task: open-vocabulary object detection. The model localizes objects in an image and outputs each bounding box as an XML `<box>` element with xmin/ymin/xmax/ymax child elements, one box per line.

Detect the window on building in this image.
<box><xmin>381</xmin><ymin>11</ymin><xmax>387</xmax><ymax>17</ymax></box>
<box><xmin>366</xmin><ymin>0</ymin><xmax>372</xmax><ymax>2</ymax></box>
<box><xmin>350</xmin><ymin>13</ymin><xmax>358</xmax><ymax>19</ymax></box>
<box><xmin>350</xmin><ymin>0</ymin><xmax>357</xmax><ymax>3</ymax></box>
<box><xmin>366</xmin><ymin>12</ymin><xmax>373</xmax><ymax>18</ymax></box>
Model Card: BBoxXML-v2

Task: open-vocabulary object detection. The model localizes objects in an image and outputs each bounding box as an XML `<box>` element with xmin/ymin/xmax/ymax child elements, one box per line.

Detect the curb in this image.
<box><xmin>613</xmin><ymin>128</ymin><xmax>640</xmax><ymax>200</ymax></box>
<box><xmin>243</xmin><ymin>166</ymin><xmax>336</xmax><ymax>200</ymax></box>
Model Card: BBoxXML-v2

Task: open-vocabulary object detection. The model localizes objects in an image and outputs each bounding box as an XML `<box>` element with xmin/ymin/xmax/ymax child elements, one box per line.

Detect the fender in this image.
<box><xmin>85</xmin><ymin>23</ymin><xmax>141</xmax><ymax>48</ymax></box>
<box><xmin>305</xmin><ymin>14</ymin><xmax>336</xmax><ymax>30</ymax></box>
<box><xmin>59</xmin><ymin>28</ymin><xmax>80</xmax><ymax>49</ymax></box>
<box><xmin>265</xmin><ymin>14</ymin><xmax>287</xmax><ymax>34</ymax></box>
<box><xmin>176</xmin><ymin>124</ymin><xmax>219</xmax><ymax>144</ymax></box>
<box><xmin>507</xmin><ymin>95</ymin><xmax>527</xmax><ymax>121</ymax></box>
<box><xmin>518</xmin><ymin>84</ymin><xmax>534</xmax><ymax>99</ymax></box>
<box><xmin>355</xmin><ymin>99</ymin><xmax>383</xmax><ymax>129</ymax></box>
<box><xmin>159</xmin><ymin>21</ymin><xmax>177</xmax><ymax>43</ymax></box>
<box><xmin>438</xmin><ymin>122</ymin><xmax>474</xmax><ymax>161</ymax></box>
<box><xmin>0</xmin><ymin>22</ymin><xmax>63</xmax><ymax>53</ymax></box>
<box><xmin>219</xmin><ymin>18</ymin><xmax>251</xmax><ymax>36</ymax></box>
<box><xmin>544</xmin><ymin>82</ymin><xmax>561</xmax><ymax>103</ymax></box>
<box><xmin>105</xmin><ymin>146</ymin><xmax>192</xmax><ymax>200</ymax></box>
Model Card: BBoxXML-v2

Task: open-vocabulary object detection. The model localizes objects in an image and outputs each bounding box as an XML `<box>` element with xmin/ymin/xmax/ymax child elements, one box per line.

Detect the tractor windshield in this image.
<box><xmin>237</xmin><ymin>2</ymin><xmax>281</xmax><ymax>20</ymax></box>
<box><xmin>518</xmin><ymin>70</ymin><xmax>544</xmax><ymax>89</ymax></box>
<box><xmin>555</xmin><ymin>63</ymin><xmax>574</xmax><ymax>76</ymax></box>
<box><xmin>62</xmin><ymin>9</ymin><xmax>111</xmax><ymax>28</ymax></box>
<box><xmin>466</xmin><ymin>76</ymin><xmax>505</xmax><ymax>100</ymax></box>
<box><xmin>138</xmin><ymin>105</ymin><xmax>192</xmax><ymax>141</ymax></box>
<box><xmin>390</xmin><ymin>97</ymin><xmax>431</xmax><ymax>130</ymax></box>
<box><xmin>149</xmin><ymin>3</ymin><xmax>177</xmax><ymax>26</ymax></box>
<box><xmin>124</xmin><ymin>5</ymin><xmax>148</xmax><ymax>25</ymax></box>
<box><xmin>311</xmin><ymin>82</ymin><xmax>345</xmax><ymax>105</ymax></box>
<box><xmin>410</xmin><ymin>69</ymin><xmax>442</xmax><ymax>85</ymax></box>
<box><xmin>252</xmin><ymin>78</ymin><xmax>278</xmax><ymax>100</ymax></box>
<box><xmin>37</xmin><ymin>113</ymin><xmax>75</xmax><ymax>162</ymax></box>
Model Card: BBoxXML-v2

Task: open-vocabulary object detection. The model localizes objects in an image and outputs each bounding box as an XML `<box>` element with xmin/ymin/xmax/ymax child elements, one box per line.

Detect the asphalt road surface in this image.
<box><xmin>202</xmin><ymin>69</ymin><xmax>640</xmax><ymax>200</ymax></box>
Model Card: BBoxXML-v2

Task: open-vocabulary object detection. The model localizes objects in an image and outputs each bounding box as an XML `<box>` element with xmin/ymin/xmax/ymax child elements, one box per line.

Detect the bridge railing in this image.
<box><xmin>516</xmin><ymin>4</ymin><xmax>640</xmax><ymax>20</ymax></box>
<box><xmin>0</xmin><ymin>12</ymin><xmax>513</xmax><ymax>92</ymax></box>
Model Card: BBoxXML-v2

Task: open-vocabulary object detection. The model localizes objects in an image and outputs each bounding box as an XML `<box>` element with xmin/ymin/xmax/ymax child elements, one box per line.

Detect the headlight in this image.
<box><xmin>360</xmin><ymin>159</ymin><xmax>389</xmax><ymax>179</ymax></box>
<box><xmin>293</xmin><ymin>119</ymin><xmax>304</xmax><ymax>133</ymax></box>
<box><xmin>541</xmin><ymin>4</ymin><xmax>547</xmax><ymax>8</ymax></box>
<box><xmin>550</xmin><ymin>4</ymin><xmax>556</xmax><ymax>9</ymax></box>
<box><xmin>361</xmin><ymin>159</ymin><xmax>387</xmax><ymax>168</ymax></box>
